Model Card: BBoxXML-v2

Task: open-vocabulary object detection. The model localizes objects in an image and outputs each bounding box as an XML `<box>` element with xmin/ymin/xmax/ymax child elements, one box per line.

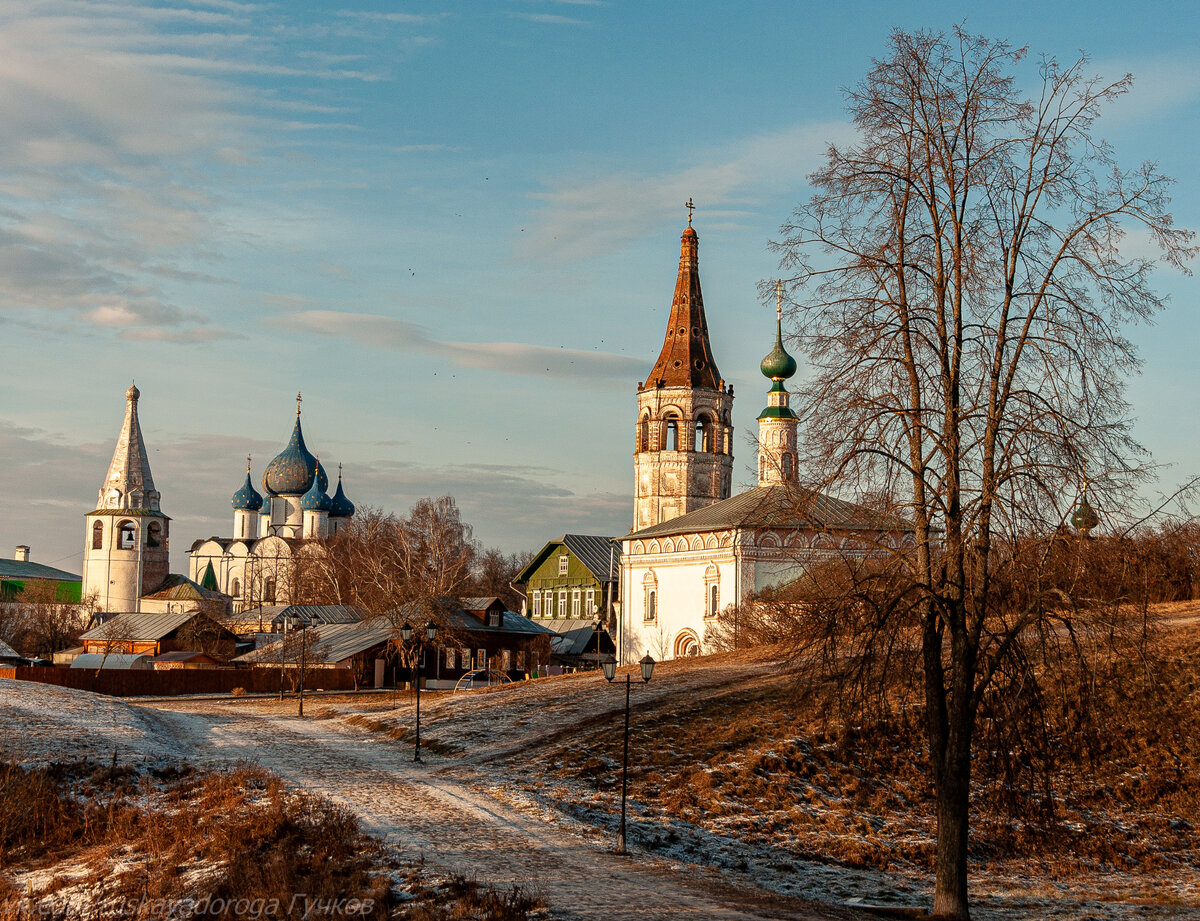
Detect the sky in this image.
<box><xmin>2</xmin><ymin>0</ymin><xmax>1199</xmax><ymax>575</ymax></box>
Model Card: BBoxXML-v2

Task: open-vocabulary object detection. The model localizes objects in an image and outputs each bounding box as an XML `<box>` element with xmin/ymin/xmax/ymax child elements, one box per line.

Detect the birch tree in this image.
<box><xmin>774</xmin><ymin>27</ymin><xmax>1194</xmax><ymax>919</ymax></box>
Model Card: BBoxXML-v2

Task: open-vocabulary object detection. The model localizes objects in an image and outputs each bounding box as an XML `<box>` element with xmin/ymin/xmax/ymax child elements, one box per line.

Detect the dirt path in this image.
<box><xmin>153</xmin><ymin>700</ymin><xmax>862</xmax><ymax>921</ymax></box>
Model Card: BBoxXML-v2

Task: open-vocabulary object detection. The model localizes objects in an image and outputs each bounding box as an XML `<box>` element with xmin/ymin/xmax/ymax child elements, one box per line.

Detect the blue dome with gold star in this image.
<box><xmin>263</xmin><ymin>411</ymin><xmax>328</xmax><ymax>497</ymax></box>
<box><xmin>300</xmin><ymin>463</ymin><xmax>332</xmax><ymax>512</ymax></box>
<box><xmin>231</xmin><ymin>469</ymin><xmax>264</xmax><ymax>511</ymax></box>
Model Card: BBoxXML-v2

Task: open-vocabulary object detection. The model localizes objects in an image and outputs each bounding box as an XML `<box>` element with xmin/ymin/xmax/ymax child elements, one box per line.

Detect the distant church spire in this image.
<box><xmin>97</xmin><ymin>383</ymin><xmax>161</xmax><ymax>512</ymax></box>
<box><xmin>757</xmin><ymin>281</ymin><xmax>799</xmax><ymax>486</ymax></box>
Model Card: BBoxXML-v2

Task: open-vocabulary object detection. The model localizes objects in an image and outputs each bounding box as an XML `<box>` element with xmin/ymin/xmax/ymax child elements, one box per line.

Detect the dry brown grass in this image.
<box><xmin>396</xmin><ymin>872</ymin><xmax>545</xmax><ymax>921</ymax></box>
<box><xmin>541</xmin><ymin>616</ymin><xmax>1200</xmax><ymax>881</ymax></box>
<box><xmin>0</xmin><ymin>760</ymin><xmax>394</xmax><ymax>919</ymax></box>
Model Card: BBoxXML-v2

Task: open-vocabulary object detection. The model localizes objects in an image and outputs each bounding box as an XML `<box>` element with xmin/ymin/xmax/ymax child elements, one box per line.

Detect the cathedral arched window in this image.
<box><xmin>231</xmin><ymin>578</ymin><xmax>241</xmax><ymax>598</ymax></box>
<box><xmin>638</xmin><ymin>416</ymin><xmax>650</xmax><ymax>452</ymax></box>
<box><xmin>783</xmin><ymin>453</ymin><xmax>794</xmax><ymax>480</ymax></box>
<box><xmin>710</xmin><ymin>583</ymin><xmax>719</xmax><ymax>618</ymax></box>
<box><xmin>92</xmin><ymin>521</ymin><xmax>104</xmax><ymax>550</ymax></box>
<box><xmin>695</xmin><ymin>415</ymin><xmax>715</xmax><ymax>452</ymax></box>
<box><xmin>264</xmin><ymin>578</ymin><xmax>277</xmax><ymax>603</ymax></box>
<box><xmin>147</xmin><ymin>521</ymin><xmax>162</xmax><ymax>548</ymax></box>
<box><xmin>118</xmin><ymin>520</ymin><xmax>136</xmax><ymax>550</ymax></box>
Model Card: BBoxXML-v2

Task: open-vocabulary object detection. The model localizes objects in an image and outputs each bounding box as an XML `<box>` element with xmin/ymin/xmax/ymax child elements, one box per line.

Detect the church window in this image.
<box><xmin>91</xmin><ymin>521</ymin><xmax>103</xmax><ymax>550</ymax></box>
<box><xmin>147</xmin><ymin>521</ymin><xmax>162</xmax><ymax>548</ymax></box>
<box><xmin>709</xmin><ymin>583</ymin><xmax>719</xmax><ymax>618</ymax></box>
<box><xmin>264</xmin><ymin>578</ymin><xmax>277</xmax><ymax>603</ymax></box>
<box><xmin>638</xmin><ymin>416</ymin><xmax>650</xmax><ymax>451</ymax></box>
<box><xmin>118</xmin><ymin>521</ymin><xmax>136</xmax><ymax>550</ymax></box>
<box><xmin>668</xmin><ymin>418</ymin><xmax>682</xmax><ymax>451</ymax></box>
<box><xmin>571</xmin><ymin>589</ymin><xmax>581</xmax><ymax>617</ymax></box>
<box><xmin>645</xmin><ymin>589</ymin><xmax>656</xmax><ymax>623</ymax></box>
<box><xmin>783</xmin><ymin>453</ymin><xmax>794</xmax><ymax>480</ymax></box>
<box><xmin>232</xmin><ymin>578</ymin><xmax>241</xmax><ymax>598</ymax></box>
<box><xmin>559</xmin><ymin>554</ymin><xmax>569</xmax><ymax>575</ymax></box>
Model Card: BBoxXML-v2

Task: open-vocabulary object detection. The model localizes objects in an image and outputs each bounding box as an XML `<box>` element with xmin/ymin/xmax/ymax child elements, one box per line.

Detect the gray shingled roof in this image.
<box><xmin>0</xmin><ymin>638</ymin><xmax>21</xmax><ymax>660</ymax></box>
<box><xmin>627</xmin><ymin>484</ymin><xmax>906</xmax><ymax>540</ymax></box>
<box><xmin>80</xmin><ymin>611</ymin><xmax>202</xmax><ymax>643</ymax></box>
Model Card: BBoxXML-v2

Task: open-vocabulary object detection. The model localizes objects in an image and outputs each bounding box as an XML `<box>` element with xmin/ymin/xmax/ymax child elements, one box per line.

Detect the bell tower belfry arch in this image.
<box><xmin>633</xmin><ymin>205</ymin><xmax>734</xmax><ymax>530</ymax></box>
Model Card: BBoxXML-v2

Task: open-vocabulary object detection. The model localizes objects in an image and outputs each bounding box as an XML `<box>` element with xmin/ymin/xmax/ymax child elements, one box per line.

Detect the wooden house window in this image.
<box><xmin>488</xmin><ymin>611</ymin><xmax>501</xmax><ymax>627</ymax></box>
<box><xmin>558</xmin><ymin>555</ymin><xmax>569</xmax><ymax>575</ymax></box>
<box><xmin>586</xmin><ymin>588</ymin><xmax>595</xmax><ymax>613</ymax></box>
<box><xmin>532</xmin><ymin>591</ymin><xmax>541</xmax><ymax>617</ymax></box>
<box><xmin>557</xmin><ymin>591</ymin><xmax>566</xmax><ymax>618</ymax></box>
<box><xmin>517</xmin><ymin>650</ymin><xmax>526</xmax><ymax>670</ymax></box>
<box><xmin>571</xmin><ymin>589</ymin><xmax>581</xmax><ymax>617</ymax></box>
<box><xmin>476</xmin><ymin>649</ymin><xmax>487</xmax><ymax>669</ymax></box>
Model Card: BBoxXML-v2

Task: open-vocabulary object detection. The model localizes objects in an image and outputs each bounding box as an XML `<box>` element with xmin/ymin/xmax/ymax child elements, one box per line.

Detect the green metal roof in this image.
<box><xmin>0</xmin><ymin>559</ymin><xmax>81</xmax><ymax>582</ymax></box>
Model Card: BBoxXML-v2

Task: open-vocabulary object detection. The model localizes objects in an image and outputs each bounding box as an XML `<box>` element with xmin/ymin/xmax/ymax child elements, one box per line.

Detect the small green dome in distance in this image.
<box><xmin>761</xmin><ymin>283</ymin><xmax>797</xmax><ymax>381</ymax></box>
<box><xmin>1071</xmin><ymin>491</ymin><xmax>1099</xmax><ymax>533</ymax></box>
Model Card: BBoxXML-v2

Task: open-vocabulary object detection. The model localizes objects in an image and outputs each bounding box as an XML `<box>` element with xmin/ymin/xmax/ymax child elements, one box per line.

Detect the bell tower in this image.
<box><xmin>633</xmin><ymin>204</ymin><xmax>734</xmax><ymax>529</ymax></box>
<box><xmin>81</xmin><ymin>385</ymin><xmax>170</xmax><ymax>612</ymax></box>
<box><xmin>757</xmin><ymin>282</ymin><xmax>800</xmax><ymax>486</ymax></box>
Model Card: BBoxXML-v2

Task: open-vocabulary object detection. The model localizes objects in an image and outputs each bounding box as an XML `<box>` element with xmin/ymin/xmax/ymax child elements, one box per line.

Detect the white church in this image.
<box><xmin>616</xmin><ymin>217</ymin><xmax>912</xmax><ymax>663</ymax></box>
<box><xmin>187</xmin><ymin>395</ymin><xmax>356</xmax><ymax>610</ymax></box>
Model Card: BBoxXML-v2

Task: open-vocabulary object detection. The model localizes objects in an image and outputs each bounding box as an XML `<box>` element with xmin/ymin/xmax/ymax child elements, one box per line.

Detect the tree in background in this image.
<box><xmin>773</xmin><ymin>27</ymin><xmax>1193</xmax><ymax>919</ymax></box>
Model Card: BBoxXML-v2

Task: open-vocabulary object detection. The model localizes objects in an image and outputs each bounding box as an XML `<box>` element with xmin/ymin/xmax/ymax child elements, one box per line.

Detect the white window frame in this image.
<box><xmin>559</xmin><ymin>554</ymin><xmax>569</xmax><ymax>575</ymax></box>
<box><xmin>571</xmin><ymin>589</ymin><xmax>581</xmax><ymax>617</ymax></box>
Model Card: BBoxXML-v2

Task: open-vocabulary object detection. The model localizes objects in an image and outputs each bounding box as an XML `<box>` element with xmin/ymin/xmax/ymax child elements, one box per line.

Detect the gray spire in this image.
<box><xmin>97</xmin><ymin>384</ymin><xmax>161</xmax><ymax>512</ymax></box>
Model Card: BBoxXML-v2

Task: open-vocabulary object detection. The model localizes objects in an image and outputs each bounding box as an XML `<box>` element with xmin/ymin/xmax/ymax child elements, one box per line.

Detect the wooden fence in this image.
<box><xmin>0</xmin><ymin>665</ymin><xmax>358</xmax><ymax>697</ymax></box>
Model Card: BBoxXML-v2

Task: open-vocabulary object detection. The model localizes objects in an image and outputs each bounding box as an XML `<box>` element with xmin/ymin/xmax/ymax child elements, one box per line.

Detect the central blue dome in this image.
<box><xmin>263</xmin><ymin>416</ymin><xmax>328</xmax><ymax>497</ymax></box>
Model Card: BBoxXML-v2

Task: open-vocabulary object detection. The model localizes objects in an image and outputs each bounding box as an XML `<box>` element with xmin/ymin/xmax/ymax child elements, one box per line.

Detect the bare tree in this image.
<box><xmin>773</xmin><ymin>27</ymin><xmax>1194</xmax><ymax>919</ymax></box>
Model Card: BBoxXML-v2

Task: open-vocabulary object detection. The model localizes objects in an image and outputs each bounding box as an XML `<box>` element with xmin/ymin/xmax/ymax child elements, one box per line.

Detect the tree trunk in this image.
<box><xmin>932</xmin><ymin>697</ymin><xmax>973</xmax><ymax>919</ymax></box>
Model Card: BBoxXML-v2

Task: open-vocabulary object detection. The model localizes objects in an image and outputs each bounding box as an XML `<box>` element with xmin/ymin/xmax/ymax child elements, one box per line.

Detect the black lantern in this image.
<box><xmin>400</xmin><ymin>621</ymin><xmax>413</xmax><ymax>642</ymax></box>
<box><xmin>425</xmin><ymin>621</ymin><xmax>438</xmax><ymax>643</ymax></box>
<box><xmin>601</xmin><ymin>656</ymin><xmax>616</xmax><ymax>682</ymax></box>
<box><xmin>639</xmin><ymin>654</ymin><xmax>656</xmax><ymax>684</ymax></box>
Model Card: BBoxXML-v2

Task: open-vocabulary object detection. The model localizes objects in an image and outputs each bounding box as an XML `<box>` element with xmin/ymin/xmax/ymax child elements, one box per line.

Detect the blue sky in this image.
<box><xmin>3</xmin><ymin>0</ymin><xmax>1199</xmax><ymax>574</ymax></box>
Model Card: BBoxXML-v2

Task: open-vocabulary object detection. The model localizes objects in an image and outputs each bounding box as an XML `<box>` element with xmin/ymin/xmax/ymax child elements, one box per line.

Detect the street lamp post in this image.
<box><xmin>401</xmin><ymin>620</ymin><xmax>438</xmax><ymax>763</ymax></box>
<box><xmin>602</xmin><ymin>653</ymin><xmax>655</xmax><ymax>854</ymax></box>
<box><xmin>284</xmin><ymin>613</ymin><xmax>312</xmax><ymax>717</ymax></box>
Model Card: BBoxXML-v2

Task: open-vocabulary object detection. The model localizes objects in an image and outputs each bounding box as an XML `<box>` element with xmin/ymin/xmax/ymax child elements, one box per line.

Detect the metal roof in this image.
<box><xmin>69</xmin><ymin>653</ymin><xmax>153</xmax><ymax>670</ymax></box>
<box><xmin>0</xmin><ymin>638</ymin><xmax>21</xmax><ymax>660</ymax></box>
<box><xmin>141</xmin><ymin>573</ymin><xmax>224</xmax><ymax>601</ymax></box>
<box><xmin>513</xmin><ymin>535</ymin><xmax>620</xmax><ymax>585</ymax></box>
<box><xmin>0</xmin><ymin>559</ymin><xmax>81</xmax><ymax>582</ymax></box>
<box><xmin>237</xmin><ymin>619</ymin><xmax>394</xmax><ymax>665</ymax></box>
<box><xmin>80</xmin><ymin>611</ymin><xmax>204</xmax><ymax>643</ymax></box>
<box><xmin>541</xmin><ymin>618</ymin><xmax>605</xmax><ymax>656</ymax></box>
<box><xmin>626</xmin><ymin>484</ymin><xmax>908</xmax><ymax>540</ymax></box>
<box><xmin>268</xmin><ymin>605</ymin><xmax>364</xmax><ymax>626</ymax></box>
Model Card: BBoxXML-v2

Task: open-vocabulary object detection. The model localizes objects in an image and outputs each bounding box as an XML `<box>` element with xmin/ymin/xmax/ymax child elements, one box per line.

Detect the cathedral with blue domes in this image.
<box><xmin>188</xmin><ymin>394</ymin><xmax>355</xmax><ymax>609</ymax></box>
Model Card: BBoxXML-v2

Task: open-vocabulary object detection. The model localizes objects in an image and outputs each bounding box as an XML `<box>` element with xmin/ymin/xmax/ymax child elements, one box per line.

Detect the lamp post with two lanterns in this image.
<box><xmin>601</xmin><ymin>653</ymin><xmax>655</xmax><ymax>854</ymax></box>
<box><xmin>400</xmin><ymin>620</ymin><xmax>438</xmax><ymax>763</ymax></box>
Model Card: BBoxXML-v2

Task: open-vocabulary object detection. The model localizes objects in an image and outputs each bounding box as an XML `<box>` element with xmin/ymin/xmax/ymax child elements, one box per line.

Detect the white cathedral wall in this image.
<box><xmin>619</xmin><ymin>538</ymin><xmax>740</xmax><ymax>664</ymax></box>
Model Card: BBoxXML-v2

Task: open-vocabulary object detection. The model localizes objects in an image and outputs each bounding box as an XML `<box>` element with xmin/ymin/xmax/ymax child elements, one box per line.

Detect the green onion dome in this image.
<box><xmin>300</xmin><ymin>462</ymin><xmax>332</xmax><ymax>512</ymax></box>
<box><xmin>760</xmin><ymin>311</ymin><xmax>797</xmax><ymax>381</ymax></box>
<box><xmin>329</xmin><ymin>471</ymin><xmax>355</xmax><ymax>519</ymax></box>
<box><xmin>263</xmin><ymin>414</ymin><xmax>327</xmax><ymax>497</ymax></box>
<box><xmin>1071</xmin><ymin>491</ymin><xmax>1099</xmax><ymax>533</ymax></box>
<box><xmin>231</xmin><ymin>469</ymin><xmax>264</xmax><ymax>511</ymax></box>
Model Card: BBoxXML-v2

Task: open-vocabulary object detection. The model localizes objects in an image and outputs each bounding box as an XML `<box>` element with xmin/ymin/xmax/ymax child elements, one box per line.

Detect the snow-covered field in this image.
<box><xmin>3</xmin><ymin>656</ymin><xmax>1197</xmax><ymax>921</ymax></box>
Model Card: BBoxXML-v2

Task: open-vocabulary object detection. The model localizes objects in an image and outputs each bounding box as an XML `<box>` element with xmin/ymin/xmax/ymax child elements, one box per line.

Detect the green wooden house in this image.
<box><xmin>511</xmin><ymin>535</ymin><xmax>620</xmax><ymax>622</ymax></box>
<box><xmin>0</xmin><ymin>548</ymin><xmax>82</xmax><ymax>603</ymax></box>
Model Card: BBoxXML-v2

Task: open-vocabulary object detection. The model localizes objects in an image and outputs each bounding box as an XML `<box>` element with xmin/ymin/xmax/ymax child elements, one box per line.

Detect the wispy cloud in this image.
<box><xmin>519</xmin><ymin>121</ymin><xmax>854</xmax><ymax>263</ymax></box>
<box><xmin>268</xmin><ymin>309</ymin><xmax>644</xmax><ymax>381</ymax></box>
<box><xmin>508</xmin><ymin>12</ymin><xmax>592</xmax><ymax>25</ymax></box>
